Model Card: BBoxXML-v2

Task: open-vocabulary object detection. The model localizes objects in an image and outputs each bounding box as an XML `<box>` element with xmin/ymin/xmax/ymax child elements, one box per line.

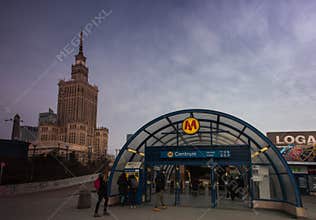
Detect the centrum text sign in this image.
<box><xmin>267</xmin><ymin>131</ymin><xmax>316</xmax><ymax>146</ymax></box>
<box><xmin>160</xmin><ymin>149</ymin><xmax>231</xmax><ymax>159</ymax></box>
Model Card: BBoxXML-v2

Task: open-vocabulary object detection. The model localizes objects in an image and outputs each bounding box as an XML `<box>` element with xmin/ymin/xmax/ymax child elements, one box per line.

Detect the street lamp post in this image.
<box><xmin>88</xmin><ymin>145</ymin><xmax>92</xmax><ymax>164</ymax></box>
<box><xmin>66</xmin><ymin>145</ymin><xmax>69</xmax><ymax>160</ymax></box>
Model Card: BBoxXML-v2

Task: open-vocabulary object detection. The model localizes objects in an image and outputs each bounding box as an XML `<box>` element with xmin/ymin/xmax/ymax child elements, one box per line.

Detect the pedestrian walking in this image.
<box><xmin>128</xmin><ymin>174</ymin><xmax>138</xmax><ymax>208</ymax></box>
<box><xmin>94</xmin><ymin>172</ymin><xmax>109</xmax><ymax>217</ymax></box>
<box><xmin>117</xmin><ymin>172</ymin><xmax>129</xmax><ymax>206</ymax></box>
<box><xmin>153</xmin><ymin>170</ymin><xmax>167</xmax><ymax>211</ymax></box>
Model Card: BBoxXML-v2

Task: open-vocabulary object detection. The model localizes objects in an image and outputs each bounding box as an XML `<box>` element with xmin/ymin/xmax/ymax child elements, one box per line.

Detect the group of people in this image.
<box><xmin>92</xmin><ymin>169</ymin><xmax>167</xmax><ymax>217</ymax></box>
<box><xmin>117</xmin><ymin>170</ymin><xmax>167</xmax><ymax>211</ymax></box>
<box><xmin>116</xmin><ymin>172</ymin><xmax>138</xmax><ymax>208</ymax></box>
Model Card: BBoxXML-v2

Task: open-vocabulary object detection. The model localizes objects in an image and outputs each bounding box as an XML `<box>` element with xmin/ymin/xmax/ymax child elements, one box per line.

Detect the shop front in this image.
<box><xmin>267</xmin><ymin>131</ymin><xmax>316</xmax><ymax>195</ymax></box>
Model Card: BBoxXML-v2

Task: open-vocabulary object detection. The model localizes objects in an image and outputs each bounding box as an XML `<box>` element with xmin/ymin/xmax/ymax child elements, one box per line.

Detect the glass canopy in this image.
<box><xmin>108</xmin><ymin>109</ymin><xmax>302</xmax><ymax>207</ymax></box>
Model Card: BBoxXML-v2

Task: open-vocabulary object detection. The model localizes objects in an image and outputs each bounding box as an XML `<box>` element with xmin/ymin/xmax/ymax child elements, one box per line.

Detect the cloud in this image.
<box><xmin>2</xmin><ymin>1</ymin><xmax>316</xmax><ymax>154</ymax></box>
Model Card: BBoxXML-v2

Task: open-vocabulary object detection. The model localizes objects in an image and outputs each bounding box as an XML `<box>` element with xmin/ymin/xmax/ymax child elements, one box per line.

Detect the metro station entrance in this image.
<box><xmin>109</xmin><ymin>109</ymin><xmax>304</xmax><ymax>217</ymax></box>
<box><xmin>144</xmin><ymin>145</ymin><xmax>251</xmax><ymax>208</ymax></box>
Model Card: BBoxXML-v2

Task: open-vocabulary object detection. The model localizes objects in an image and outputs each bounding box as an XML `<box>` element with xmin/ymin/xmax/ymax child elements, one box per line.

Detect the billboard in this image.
<box><xmin>267</xmin><ymin>131</ymin><xmax>316</xmax><ymax>162</ymax></box>
<box><xmin>267</xmin><ymin>131</ymin><xmax>316</xmax><ymax>146</ymax></box>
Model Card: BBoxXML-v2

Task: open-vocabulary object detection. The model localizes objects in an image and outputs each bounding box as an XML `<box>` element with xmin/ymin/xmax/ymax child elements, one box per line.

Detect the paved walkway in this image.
<box><xmin>0</xmin><ymin>184</ymin><xmax>315</xmax><ymax>220</ymax></box>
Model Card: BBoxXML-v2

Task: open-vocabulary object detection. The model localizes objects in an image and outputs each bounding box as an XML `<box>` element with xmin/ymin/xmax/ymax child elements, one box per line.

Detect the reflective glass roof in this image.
<box><xmin>109</xmin><ymin>109</ymin><xmax>302</xmax><ymax>207</ymax></box>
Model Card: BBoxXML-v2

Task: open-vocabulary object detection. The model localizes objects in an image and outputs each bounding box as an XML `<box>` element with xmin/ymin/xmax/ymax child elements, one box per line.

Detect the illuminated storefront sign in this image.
<box><xmin>160</xmin><ymin>149</ymin><xmax>231</xmax><ymax>159</ymax></box>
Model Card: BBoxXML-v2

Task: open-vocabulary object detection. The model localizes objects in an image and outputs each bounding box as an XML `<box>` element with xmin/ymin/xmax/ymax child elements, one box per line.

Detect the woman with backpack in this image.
<box><xmin>127</xmin><ymin>174</ymin><xmax>138</xmax><ymax>208</ymax></box>
<box><xmin>94</xmin><ymin>172</ymin><xmax>109</xmax><ymax>217</ymax></box>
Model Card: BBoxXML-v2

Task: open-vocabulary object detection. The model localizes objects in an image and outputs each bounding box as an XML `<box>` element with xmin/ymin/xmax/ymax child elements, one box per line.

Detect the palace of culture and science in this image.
<box><xmin>31</xmin><ymin>32</ymin><xmax>108</xmax><ymax>162</ymax></box>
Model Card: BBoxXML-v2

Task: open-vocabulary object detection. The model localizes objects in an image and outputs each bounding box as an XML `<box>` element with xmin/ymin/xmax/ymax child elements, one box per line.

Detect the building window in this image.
<box><xmin>41</xmin><ymin>127</ymin><xmax>48</xmax><ymax>132</ymax></box>
<box><xmin>69</xmin><ymin>132</ymin><xmax>76</xmax><ymax>144</ymax></box>
<box><xmin>79</xmin><ymin>133</ymin><xmax>85</xmax><ymax>145</ymax></box>
<box><xmin>41</xmin><ymin>134</ymin><xmax>48</xmax><ymax>141</ymax></box>
<box><xmin>96</xmin><ymin>139</ymin><xmax>100</xmax><ymax>147</ymax></box>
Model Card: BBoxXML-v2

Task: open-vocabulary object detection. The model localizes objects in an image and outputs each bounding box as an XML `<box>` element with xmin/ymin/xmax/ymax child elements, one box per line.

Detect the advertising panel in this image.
<box><xmin>267</xmin><ymin>131</ymin><xmax>316</xmax><ymax>162</ymax></box>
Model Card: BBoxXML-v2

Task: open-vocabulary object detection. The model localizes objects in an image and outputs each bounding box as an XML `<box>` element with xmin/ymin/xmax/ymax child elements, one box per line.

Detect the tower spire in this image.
<box><xmin>74</xmin><ymin>31</ymin><xmax>87</xmax><ymax>66</ymax></box>
<box><xmin>79</xmin><ymin>31</ymin><xmax>83</xmax><ymax>54</ymax></box>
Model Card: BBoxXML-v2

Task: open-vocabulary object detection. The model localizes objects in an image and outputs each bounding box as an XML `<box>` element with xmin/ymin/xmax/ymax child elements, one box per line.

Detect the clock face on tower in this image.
<box><xmin>76</xmin><ymin>60</ymin><xmax>85</xmax><ymax>65</ymax></box>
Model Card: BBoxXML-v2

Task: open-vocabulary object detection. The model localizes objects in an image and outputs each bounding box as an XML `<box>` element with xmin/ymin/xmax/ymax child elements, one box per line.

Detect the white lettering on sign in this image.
<box><xmin>174</xmin><ymin>152</ymin><xmax>197</xmax><ymax>157</ymax></box>
<box><xmin>275</xmin><ymin>135</ymin><xmax>316</xmax><ymax>145</ymax></box>
<box><xmin>307</xmin><ymin>136</ymin><xmax>316</xmax><ymax>144</ymax></box>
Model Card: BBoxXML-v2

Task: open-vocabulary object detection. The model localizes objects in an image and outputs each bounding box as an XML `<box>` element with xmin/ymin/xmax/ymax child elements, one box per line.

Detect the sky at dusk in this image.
<box><xmin>1</xmin><ymin>0</ymin><xmax>316</xmax><ymax>154</ymax></box>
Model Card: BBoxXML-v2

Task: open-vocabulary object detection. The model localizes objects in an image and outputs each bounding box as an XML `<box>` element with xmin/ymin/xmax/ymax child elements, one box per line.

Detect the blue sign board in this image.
<box><xmin>160</xmin><ymin>149</ymin><xmax>231</xmax><ymax>159</ymax></box>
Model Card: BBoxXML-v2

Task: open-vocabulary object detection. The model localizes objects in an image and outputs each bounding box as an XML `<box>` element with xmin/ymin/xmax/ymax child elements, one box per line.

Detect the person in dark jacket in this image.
<box><xmin>94</xmin><ymin>173</ymin><xmax>109</xmax><ymax>217</ymax></box>
<box><xmin>153</xmin><ymin>171</ymin><xmax>166</xmax><ymax>211</ymax></box>
<box><xmin>128</xmin><ymin>174</ymin><xmax>138</xmax><ymax>208</ymax></box>
<box><xmin>117</xmin><ymin>172</ymin><xmax>128</xmax><ymax>206</ymax></box>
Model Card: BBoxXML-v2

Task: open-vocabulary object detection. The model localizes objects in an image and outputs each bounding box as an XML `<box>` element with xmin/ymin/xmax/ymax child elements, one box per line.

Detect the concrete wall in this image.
<box><xmin>0</xmin><ymin>174</ymin><xmax>98</xmax><ymax>196</ymax></box>
<box><xmin>253</xmin><ymin>200</ymin><xmax>307</xmax><ymax>218</ymax></box>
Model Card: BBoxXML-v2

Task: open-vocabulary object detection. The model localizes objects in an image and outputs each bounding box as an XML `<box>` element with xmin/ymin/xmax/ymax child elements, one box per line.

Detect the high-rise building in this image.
<box><xmin>20</xmin><ymin>126</ymin><xmax>38</xmax><ymax>143</ymax></box>
<box><xmin>11</xmin><ymin>114</ymin><xmax>21</xmax><ymax>140</ymax></box>
<box><xmin>39</xmin><ymin>108</ymin><xmax>57</xmax><ymax>125</ymax></box>
<box><xmin>35</xmin><ymin>32</ymin><xmax>108</xmax><ymax>162</ymax></box>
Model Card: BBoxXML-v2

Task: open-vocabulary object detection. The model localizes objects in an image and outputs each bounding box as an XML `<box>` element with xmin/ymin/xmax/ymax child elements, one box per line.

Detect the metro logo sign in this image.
<box><xmin>167</xmin><ymin>151</ymin><xmax>174</xmax><ymax>158</ymax></box>
<box><xmin>182</xmin><ymin>117</ymin><xmax>200</xmax><ymax>135</ymax></box>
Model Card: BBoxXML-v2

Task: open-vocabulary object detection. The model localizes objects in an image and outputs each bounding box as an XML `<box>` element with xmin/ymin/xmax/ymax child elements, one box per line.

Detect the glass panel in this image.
<box><xmin>220</xmin><ymin>116</ymin><xmax>245</xmax><ymax>131</ymax></box>
<box><xmin>145</xmin><ymin>118</ymin><xmax>168</xmax><ymax>134</ymax></box>
<box><xmin>244</xmin><ymin>128</ymin><xmax>267</xmax><ymax>148</ymax></box>
<box><xmin>168</xmin><ymin>113</ymin><xmax>190</xmax><ymax>124</ymax></box>
<box><xmin>194</xmin><ymin>112</ymin><xmax>218</xmax><ymax>122</ymax></box>
<box><xmin>280</xmin><ymin>175</ymin><xmax>296</xmax><ymax>204</ymax></box>
<box><xmin>265</xmin><ymin>148</ymin><xmax>287</xmax><ymax>173</ymax></box>
<box><xmin>126</xmin><ymin>131</ymin><xmax>150</xmax><ymax>150</ymax></box>
<box><xmin>110</xmin><ymin>171</ymin><xmax>120</xmax><ymax>196</ymax></box>
<box><xmin>251</xmin><ymin>165</ymin><xmax>283</xmax><ymax>201</ymax></box>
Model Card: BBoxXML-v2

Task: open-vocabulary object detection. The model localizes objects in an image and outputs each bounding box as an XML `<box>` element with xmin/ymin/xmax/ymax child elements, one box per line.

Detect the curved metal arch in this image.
<box><xmin>127</xmin><ymin>115</ymin><xmax>287</xmax><ymax>202</ymax></box>
<box><xmin>135</xmin><ymin>118</ymin><xmax>250</xmax><ymax>154</ymax></box>
<box><xmin>150</xmin><ymin>124</ymin><xmax>243</xmax><ymax>146</ymax></box>
<box><xmin>108</xmin><ymin>109</ymin><xmax>302</xmax><ymax>207</ymax></box>
<box><xmin>165</xmin><ymin>134</ymin><xmax>235</xmax><ymax>147</ymax></box>
<box><xmin>133</xmin><ymin>118</ymin><xmax>256</xmax><ymax>158</ymax></box>
<box><xmin>162</xmin><ymin>131</ymin><xmax>243</xmax><ymax>146</ymax></box>
<box><xmin>121</xmin><ymin>113</ymin><xmax>281</xmax><ymax>194</ymax></box>
<box><xmin>130</xmin><ymin>119</ymin><xmax>251</xmax><ymax>164</ymax></box>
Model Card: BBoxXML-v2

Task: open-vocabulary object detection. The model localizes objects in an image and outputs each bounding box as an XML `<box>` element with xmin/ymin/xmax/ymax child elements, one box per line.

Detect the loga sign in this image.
<box><xmin>267</xmin><ymin>131</ymin><xmax>316</xmax><ymax>146</ymax></box>
<box><xmin>182</xmin><ymin>117</ymin><xmax>200</xmax><ymax>135</ymax></box>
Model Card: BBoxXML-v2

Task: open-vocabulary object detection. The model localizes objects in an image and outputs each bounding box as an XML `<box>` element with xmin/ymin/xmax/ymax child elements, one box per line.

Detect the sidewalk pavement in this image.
<box><xmin>0</xmin><ymin>184</ymin><xmax>315</xmax><ymax>220</ymax></box>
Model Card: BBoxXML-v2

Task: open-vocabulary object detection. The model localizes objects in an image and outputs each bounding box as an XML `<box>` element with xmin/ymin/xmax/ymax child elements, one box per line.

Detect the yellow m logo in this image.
<box><xmin>182</xmin><ymin>117</ymin><xmax>200</xmax><ymax>135</ymax></box>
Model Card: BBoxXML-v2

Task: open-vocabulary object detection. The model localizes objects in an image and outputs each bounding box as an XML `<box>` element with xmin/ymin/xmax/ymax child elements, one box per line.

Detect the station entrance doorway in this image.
<box><xmin>144</xmin><ymin>145</ymin><xmax>251</xmax><ymax>209</ymax></box>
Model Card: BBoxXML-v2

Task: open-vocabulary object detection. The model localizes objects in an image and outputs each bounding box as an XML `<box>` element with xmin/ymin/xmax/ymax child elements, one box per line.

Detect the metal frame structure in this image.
<box><xmin>108</xmin><ymin>109</ymin><xmax>303</xmax><ymax>208</ymax></box>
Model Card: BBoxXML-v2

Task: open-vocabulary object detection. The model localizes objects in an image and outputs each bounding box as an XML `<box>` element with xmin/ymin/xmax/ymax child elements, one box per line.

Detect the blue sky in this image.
<box><xmin>1</xmin><ymin>0</ymin><xmax>316</xmax><ymax>154</ymax></box>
